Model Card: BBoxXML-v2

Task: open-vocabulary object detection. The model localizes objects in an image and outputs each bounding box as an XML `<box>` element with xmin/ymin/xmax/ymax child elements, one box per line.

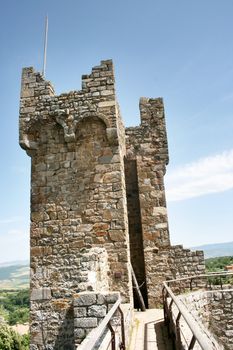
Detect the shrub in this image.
<box><xmin>0</xmin><ymin>323</ymin><xmax>29</xmax><ymax>350</ymax></box>
<box><xmin>0</xmin><ymin>323</ymin><xmax>21</xmax><ymax>350</ymax></box>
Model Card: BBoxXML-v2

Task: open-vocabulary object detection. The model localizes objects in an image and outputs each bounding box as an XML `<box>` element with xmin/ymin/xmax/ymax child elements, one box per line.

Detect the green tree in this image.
<box><xmin>205</xmin><ymin>256</ymin><xmax>233</xmax><ymax>285</ymax></box>
<box><xmin>0</xmin><ymin>305</ymin><xmax>8</xmax><ymax>321</ymax></box>
<box><xmin>0</xmin><ymin>289</ymin><xmax>29</xmax><ymax>325</ymax></box>
<box><xmin>205</xmin><ymin>256</ymin><xmax>233</xmax><ymax>272</ymax></box>
<box><xmin>0</xmin><ymin>323</ymin><xmax>21</xmax><ymax>350</ymax></box>
<box><xmin>21</xmin><ymin>334</ymin><xmax>29</xmax><ymax>349</ymax></box>
<box><xmin>8</xmin><ymin>308</ymin><xmax>29</xmax><ymax>326</ymax></box>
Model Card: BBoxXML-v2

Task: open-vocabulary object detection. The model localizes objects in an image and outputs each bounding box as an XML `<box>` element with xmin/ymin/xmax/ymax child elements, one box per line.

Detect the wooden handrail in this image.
<box><xmin>130</xmin><ymin>263</ymin><xmax>146</xmax><ymax>311</ymax></box>
<box><xmin>163</xmin><ymin>283</ymin><xmax>217</xmax><ymax>349</ymax></box>
<box><xmin>162</xmin><ymin>272</ymin><xmax>232</xmax><ymax>350</ymax></box>
<box><xmin>166</xmin><ymin>271</ymin><xmax>233</xmax><ymax>285</ymax></box>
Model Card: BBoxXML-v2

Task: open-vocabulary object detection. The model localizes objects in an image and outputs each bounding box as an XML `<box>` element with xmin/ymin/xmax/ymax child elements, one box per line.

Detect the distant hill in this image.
<box><xmin>0</xmin><ymin>260</ymin><xmax>28</xmax><ymax>268</ymax></box>
<box><xmin>191</xmin><ymin>241</ymin><xmax>233</xmax><ymax>259</ymax></box>
<box><xmin>0</xmin><ymin>263</ymin><xmax>29</xmax><ymax>289</ymax></box>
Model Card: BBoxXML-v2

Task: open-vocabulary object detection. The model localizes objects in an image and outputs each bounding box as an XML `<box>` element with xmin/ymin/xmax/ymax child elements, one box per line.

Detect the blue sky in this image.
<box><xmin>0</xmin><ymin>0</ymin><xmax>233</xmax><ymax>262</ymax></box>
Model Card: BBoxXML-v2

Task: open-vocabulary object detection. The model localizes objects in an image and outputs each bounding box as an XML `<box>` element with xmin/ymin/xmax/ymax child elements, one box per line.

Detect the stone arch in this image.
<box><xmin>76</xmin><ymin>113</ymin><xmax>118</xmax><ymax>146</ymax></box>
<box><xmin>80</xmin><ymin>111</ymin><xmax>111</xmax><ymax>129</ymax></box>
<box><xmin>55</xmin><ymin>110</ymin><xmax>117</xmax><ymax>145</ymax></box>
<box><xmin>78</xmin><ymin>112</ymin><xmax>111</xmax><ymax>128</ymax></box>
<box><xmin>25</xmin><ymin>119</ymin><xmax>63</xmax><ymax>149</ymax></box>
<box><xmin>75</xmin><ymin>116</ymin><xmax>108</xmax><ymax>159</ymax></box>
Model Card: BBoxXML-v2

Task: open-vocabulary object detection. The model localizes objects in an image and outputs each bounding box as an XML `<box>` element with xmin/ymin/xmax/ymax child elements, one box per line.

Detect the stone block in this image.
<box><xmin>98</xmin><ymin>155</ymin><xmax>113</xmax><ymax>164</ymax></box>
<box><xmin>31</xmin><ymin>288</ymin><xmax>51</xmax><ymax>301</ymax></box>
<box><xmin>87</xmin><ymin>304</ymin><xmax>107</xmax><ymax>317</ymax></box>
<box><xmin>101</xmin><ymin>89</ymin><xmax>114</xmax><ymax>96</ymax></box>
<box><xmin>104</xmin><ymin>292</ymin><xmax>120</xmax><ymax>303</ymax></box>
<box><xmin>74</xmin><ymin>317</ymin><xmax>97</xmax><ymax>328</ymax></box>
<box><xmin>98</xmin><ymin>100</ymin><xmax>115</xmax><ymax>108</ymax></box>
<box><xmin>109</xmin><ymin>230</ymin><xmax>125</xmax><ymax>242</ymax></box>
<box><xmin>74</xmin><ymin>328</ymin><xmax>85</xmax><ymax>339</ymax></box>
<box><xmin>96</xmin><ymin>294</ymin><xmax>106</xmax><ymax>305</ymax></box>
<box><xmin>74</xmin><ymin>307</ymin><xmax>87</xmax><ymax>318</ymax></box>
<box><xmin>73</xmin><ymin>293</ymin><xmax>97</xmax><ymax>307</ymax></box>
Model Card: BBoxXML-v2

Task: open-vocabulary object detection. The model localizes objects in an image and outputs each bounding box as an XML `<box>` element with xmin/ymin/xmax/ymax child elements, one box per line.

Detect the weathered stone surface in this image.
<box><xmin>73</xmin><ymin>307</ymin><xmax>87</xmax><ymax>318</ymax></box>
<box><xmin>87</xmin><ymin>304</ymin><xmax>107</xmax><ymax>317</ymax></box>
<box><xmin>73</xmin><ymin>291</ymin><xmax>119</xmax><ymax>345</ymax></box>
<box><xmin>73</xmin><ymin>293</ymin><xmax>97</xmax><ymax>307</ymax></box>
<box><xmin>74</xmin><ymin>317</ymin><xmax>97</xmax><ymax>328</ymax></box>
<box><xmin>31</xmin><ymin>288</ymin><xmax>51</xmax><ymax>301</ymax></box>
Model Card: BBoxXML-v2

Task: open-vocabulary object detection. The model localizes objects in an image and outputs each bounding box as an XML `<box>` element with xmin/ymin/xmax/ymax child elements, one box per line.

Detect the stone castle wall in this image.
<box><xmin>136</xmin><ymin>245</ymin><xmax>205</xmax><ymax>305</ymax></box>
<box><xmin>180</xmin><ymin>289</ymin><xmax>233</xmax><ymax>349</ymax></box>
<box><xmin>19</xmin><ymin>59</ymin><xmax>205</xmax><ymax>349</ymax></box>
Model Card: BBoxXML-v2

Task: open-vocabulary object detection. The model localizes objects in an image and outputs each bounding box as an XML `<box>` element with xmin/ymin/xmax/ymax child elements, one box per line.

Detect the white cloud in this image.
<box><xmin>0</xmin><ymin>216</ymin><xmax>23</xmax><ymax>225</ymax></box>
<box><xmin>165</xmin><ymin>149</ymin><xmax>233</xmax><ymax>201</ymax></box>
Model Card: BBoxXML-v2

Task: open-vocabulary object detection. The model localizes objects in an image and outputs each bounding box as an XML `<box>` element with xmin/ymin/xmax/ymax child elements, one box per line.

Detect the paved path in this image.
<box><xmin>128</xmin><ymin>309</ymin><xmax>173</xmax><ymax>350</ymax></box>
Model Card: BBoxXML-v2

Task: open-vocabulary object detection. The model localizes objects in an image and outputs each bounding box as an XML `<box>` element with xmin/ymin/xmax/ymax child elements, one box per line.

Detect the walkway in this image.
<box><xmin>128</xmin><ymin>309</ymin><xmax>173</xmax><ymax>350</ymax></box>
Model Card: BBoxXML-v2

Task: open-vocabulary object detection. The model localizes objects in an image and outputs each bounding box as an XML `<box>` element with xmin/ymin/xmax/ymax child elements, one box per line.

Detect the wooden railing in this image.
<box><xmin>163</xmin><ymin>272</ymin><xmax>233</xmax><ymax>350</ymax></box>
<box><xmin>78</xmin><ymin>297</ymin><xmax>125</xmax><ymax>350</ymax></box>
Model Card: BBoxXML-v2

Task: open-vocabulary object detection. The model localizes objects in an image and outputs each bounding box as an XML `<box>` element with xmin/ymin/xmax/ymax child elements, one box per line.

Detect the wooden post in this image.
<box><xmin>130</xmin><ymin>264</ymin><xmax>146</xmax><ymax>311</ymax></box>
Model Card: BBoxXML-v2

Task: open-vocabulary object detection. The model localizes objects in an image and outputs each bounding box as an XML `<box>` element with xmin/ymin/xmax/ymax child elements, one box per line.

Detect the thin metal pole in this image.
<box><xmin>107</xmin><ymin>322</ymin><xmax>116</xmax><ymax>350</ymax></box>
<box><xmin>42</xmin><ymin>15</ymin><xmax>48</xmax><ymax>77</ymax></box>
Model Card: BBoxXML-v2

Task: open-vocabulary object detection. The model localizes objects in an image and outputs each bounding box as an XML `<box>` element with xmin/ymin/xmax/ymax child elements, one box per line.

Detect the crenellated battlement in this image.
<box><xmin>19</xmin><ymin>60</ymin><xmax>120</xmax><ymax>154</ymax></box>
<box><xmin>125</xmin><ymin>97</ymin><xmax>169</xmax><ymax>166</ymax></box>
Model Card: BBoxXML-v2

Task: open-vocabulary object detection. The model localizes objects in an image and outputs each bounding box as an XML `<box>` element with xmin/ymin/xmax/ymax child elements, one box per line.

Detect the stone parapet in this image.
<box><xmin>180</xmin><ymin>289</ymin><xmax>233</xmax><ymax>350</ymax></box>
<box><xmin>145</xmin><ymin>245</ymin><xmax>205</xmax><ymax>307</ymax></box>
<box><xmin>19</xmin><ymin>60</ymin><xmax>121</xmax><ymax>154</ymax></box>
<box><xmin>74</xmin><ymin>291</ymin><xmax>120</xmax><ymax>346</ymax></box>
<box><xmin>30</xmin><ymin>247</ymin><xmax>110</xmax><ymax>349</ymax></box>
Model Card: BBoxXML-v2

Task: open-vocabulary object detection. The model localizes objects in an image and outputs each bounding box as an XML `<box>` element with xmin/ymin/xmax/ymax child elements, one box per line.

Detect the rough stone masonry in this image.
<box><xmin>19</xmin><ymin>60</ymin><xmax>205</xmax><ymax>349</ymax></box>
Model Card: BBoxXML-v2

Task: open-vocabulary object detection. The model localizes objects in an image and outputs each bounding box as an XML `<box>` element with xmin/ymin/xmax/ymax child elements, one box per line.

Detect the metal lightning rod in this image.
<box><xmin>42</xmin><ymin>15</ymin><xmax>48</xmax><ymax>77</ymax></box>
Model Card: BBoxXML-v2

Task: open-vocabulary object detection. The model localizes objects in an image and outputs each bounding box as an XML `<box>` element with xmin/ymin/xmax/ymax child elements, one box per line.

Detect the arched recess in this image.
<box><xmin>20</xmin><ymin>117</ymin><xmax>63</xmax><ymax>154</ymax></box>
<box><xmin>74</xmin><ymin>116</ymin><xmax>109</xmax><ymax>172</ymax></box>
<box><xmin>80</xmin><ymin>112</ymin><xmax>111</xmax><ymax>129</ymax></box>
<box><xmin>29</xmin><ymin>121</ymin><xmax>66</xmax><ymax>206</ymax></box>
<box><xmin>76</xmin><ymin>113</ymin><xmax>118</xmax><ymax>147</ymax></box>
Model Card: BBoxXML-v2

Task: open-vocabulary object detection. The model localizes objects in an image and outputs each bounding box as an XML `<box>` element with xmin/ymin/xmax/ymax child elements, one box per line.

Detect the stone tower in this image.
<box><xmin>19</xmin><ymin>60</ymin><xmax>205</xmax><ymax>349</ymax></box>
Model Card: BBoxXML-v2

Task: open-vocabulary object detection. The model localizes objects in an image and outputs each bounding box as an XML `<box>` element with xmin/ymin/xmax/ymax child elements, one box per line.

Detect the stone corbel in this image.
<box><xmin>19</xmin><ymin>114</ymin><xmax>40</xmax><ymax>151</ymax></box>
<box><xmin>20</xmin><ymin>135</ymin><xmax>38</xmax><ymax>150</ymax></box>
<box><xmin>55</xmin><ymin>109</ymin><xmax>78</xmax><ymax>143</ymax></box>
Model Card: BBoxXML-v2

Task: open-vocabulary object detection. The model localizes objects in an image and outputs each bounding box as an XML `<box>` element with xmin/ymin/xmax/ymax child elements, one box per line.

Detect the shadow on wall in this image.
<box><xmin>53</xmin><ymin>306</ymin><xmax>75</xmax><ymax>350</ymax></box>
